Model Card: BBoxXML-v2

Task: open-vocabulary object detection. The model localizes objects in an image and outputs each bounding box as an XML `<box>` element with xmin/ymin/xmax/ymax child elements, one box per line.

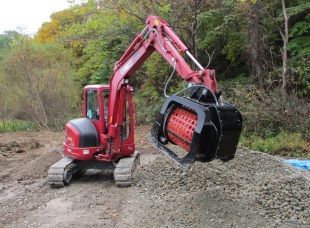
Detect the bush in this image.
<box><xmin>288</xmin><ymin>55</ymin><xmax>310</xmax><ymax>98</ymax></box>
<box><xmin>1</xmin><ymin>38</ymin><xmax>80</xmax><ymax>130</ymax></box>
<box><xmin>221</xmin><ymin>79</ymin><xmax>310</xmax><ymax>137</ymax></box>
<box><xmin>220</xmin><ymin>76</ymin><xmax>309</xmax><ymax>157</ymax></box>
<box><xmin>0</xmin><ymin>119</ymin><xmax>38</xmax><ymax>133</ymax></box>
<box><xmin>242</xmin><ymin>130</ymin><xmax>310</xmax><ymax>158</ymax></box>
<box><xmin>135</xmin><ymin>96</ymin><xmax>165</xmax><ymax>125</ymax></box>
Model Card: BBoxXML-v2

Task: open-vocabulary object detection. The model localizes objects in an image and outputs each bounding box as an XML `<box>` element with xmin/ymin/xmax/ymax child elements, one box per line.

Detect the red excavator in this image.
<box><xmin>48</xmin><ymin>16</ymin><xmax>242</xmax><ymax>187</ymax></box>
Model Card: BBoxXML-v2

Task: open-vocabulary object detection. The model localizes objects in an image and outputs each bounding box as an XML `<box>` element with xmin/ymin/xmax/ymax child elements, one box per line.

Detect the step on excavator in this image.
<box><xmin>48</xmin><ymin>15</ymin><xmax>242</xmax><ymax>188</ymax></box>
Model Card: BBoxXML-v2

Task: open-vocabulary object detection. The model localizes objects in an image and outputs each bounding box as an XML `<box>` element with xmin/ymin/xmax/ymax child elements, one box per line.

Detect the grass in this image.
<box><xmin>240</xmin><ymin>130</ymin><xmax>310</xmax><ymax>159</ymax></box>
<box><xmin>0</xmin><ymin>119</ymin><xmax>38</xmax><ymax>133</ymax></box>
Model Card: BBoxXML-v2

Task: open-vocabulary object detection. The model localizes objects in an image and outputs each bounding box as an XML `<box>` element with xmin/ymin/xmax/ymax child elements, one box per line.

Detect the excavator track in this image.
<box><xmin>114</xmin><ymin>152</ymin><xmax>140</xmax><ymax>187</ymax></box>
<box><xmin>47</xmin><ymin>156</ymin><xmax>77</xmax><ymax>188</ymax></box>
<box><xmin>48</xmin><ymin>153</ymin><xmax>140</xmax><ymax>188</ymax></box>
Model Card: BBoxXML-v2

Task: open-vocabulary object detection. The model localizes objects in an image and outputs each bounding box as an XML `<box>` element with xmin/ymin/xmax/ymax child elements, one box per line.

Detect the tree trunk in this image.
<box><xmin>247</xmin><ymin>2</ymin><xmax>265</xmax><ymax>91</ymax></box>
<box><xmin>281</xmin><ymin>0</ymin><xmax>289</xmax><ymax>109</ymax></box>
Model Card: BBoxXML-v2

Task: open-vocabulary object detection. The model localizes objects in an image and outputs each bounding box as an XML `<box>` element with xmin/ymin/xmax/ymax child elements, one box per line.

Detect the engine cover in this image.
<box><xmin>66</xmin><ymin>118</ymin><xmax>99</xmax><ymax>148</ymax></box>
<box><xmin>63</xmin><ymin>118</ymin><xmax>101</xmax><ymax>160</ymax></box>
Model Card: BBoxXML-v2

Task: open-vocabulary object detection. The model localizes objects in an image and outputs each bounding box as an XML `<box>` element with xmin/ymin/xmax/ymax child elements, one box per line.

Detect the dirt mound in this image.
<box><xmin>0</xmin><ymin>130</ymin><xmax>64</xmax><ymax>182</ymax></box>
<box><xmin>0</xmin><ymin>139</ymin><xmax>41</xmax><ymax>157</ymax></box>
<box><xmin>135</xmin><ymin>147</ymin><xmax>310</xmax><ymax>227</ymax></box>
<box><xmin>14</xmin><ymin>149</ymin><xmax>63</xmax><ymax>181</ymax></box>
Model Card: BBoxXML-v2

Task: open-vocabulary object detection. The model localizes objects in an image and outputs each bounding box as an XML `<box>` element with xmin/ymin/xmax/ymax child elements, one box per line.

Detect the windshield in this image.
<box><xmin>86</xmin><ymin>90</ymin><xmax>99</xmax><ymax>120</ymax></box>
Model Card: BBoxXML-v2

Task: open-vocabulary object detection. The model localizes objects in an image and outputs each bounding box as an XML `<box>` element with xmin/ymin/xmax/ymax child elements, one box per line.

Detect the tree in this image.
<box><xmin>35</xmin><ymin>1</ymin><xmax>143</xmax><ymax>86</ymax></box>
<box><xmin>198</xmin><ymin>1</ymin><xmax>248</xmax><ymax>78</ymax></box>
<box><xmin>281</xmin><ymin>0</ymin><xmax>289</xmax><ymax>105</ymax></box>
<box><xmin>243</xmin><ymin>0</ymin><xmax>268</xmax><ymax>90</ymax></box>
<box><xmin>0</xmin><ymin>31</ymin><xmax>25</xmax><ymax>123</ymax></box>
<box><xmin>0</xmin><ymin>31</ymin><xmax>22</xmax><ymax>62</ymax></box>
<box><xmin>2</xmin><ymin>38</ymin><xmax>79</xmax><ymax>129</ymax></box>
<box><xmin>115</xmin><ymin>0</ymin><xmax>219</xmax><ymax>62</ymax></box>
<box><xmin>262</xmin><ymin>0</ymin><xmax>310</xmax><ymax>103</ymax></box>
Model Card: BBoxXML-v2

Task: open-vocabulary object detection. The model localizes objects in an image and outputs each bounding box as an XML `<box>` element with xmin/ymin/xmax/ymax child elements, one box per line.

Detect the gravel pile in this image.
<box><xmin>134</xmin><ymin>147</ymin><xmax>310</xmax><ymax>227</ymax></box>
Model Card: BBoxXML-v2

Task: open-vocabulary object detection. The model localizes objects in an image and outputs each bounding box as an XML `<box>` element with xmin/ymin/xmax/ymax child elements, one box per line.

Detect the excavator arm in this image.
<box><xmin>110</xmin><ymin>16</ymin><xmax>218</xmax><ymax>96</ymax></box>
<box><xmin>107</xmin><ymin>16</ymin><xmax>242</xmax><ymax>167</ymax></box>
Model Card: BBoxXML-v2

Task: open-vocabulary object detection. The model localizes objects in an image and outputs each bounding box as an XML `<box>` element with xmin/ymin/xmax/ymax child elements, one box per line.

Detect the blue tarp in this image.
<box><xmin>283</xmin><ymin>159</ymin><xmax>310</xmax><ymax>171</ymax></box>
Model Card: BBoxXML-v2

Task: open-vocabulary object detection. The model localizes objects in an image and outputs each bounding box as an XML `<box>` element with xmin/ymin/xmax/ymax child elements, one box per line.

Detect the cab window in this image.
<box><xmin>86</xmin><ymin>90</ymin><xmax>99</xmax><ymax>120</ymax></box>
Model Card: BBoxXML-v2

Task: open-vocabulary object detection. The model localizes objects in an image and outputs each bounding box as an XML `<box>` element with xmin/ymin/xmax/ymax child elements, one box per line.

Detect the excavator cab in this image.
<box><xmin>63</xmin><ymin>84</ymin><xmax>136</xmax><ymax>162</ymax></box>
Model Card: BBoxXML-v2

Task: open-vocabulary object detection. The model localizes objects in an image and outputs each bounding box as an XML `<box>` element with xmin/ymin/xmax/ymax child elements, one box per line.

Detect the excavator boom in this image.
<box><xmin>107</xmin><ymin>15</ymin><xmax>242</xmax><ymax>167</ymax></box>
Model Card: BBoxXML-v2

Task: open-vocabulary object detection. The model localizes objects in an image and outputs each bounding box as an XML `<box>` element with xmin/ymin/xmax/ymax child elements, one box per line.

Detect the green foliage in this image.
<box><xmin>136</xmin><ymin>86</ymin><xmax>159</xmax><ymax>100</ymax></box>
<box><xmin>290</xmin><ymin>21</ymin><xmax>309</xmax><ymax>37</ymax></box>
<box><xmin>287</xmin><ymin>1</ymin><xmax>310</xmax><ymax>13</ymax></box>
<box><xmin>135</xmin><ymin>96</ymin><xmax>165</xmax><ymax>124</ymax></box>
<box><xmin>288</xmin><ymin>37</ymin><xmax>310</xmax><ymax>56</ymax></box>
<box><xmin>242</xmin><ymin>130</ymin><xmax>310</xmax><ymax>158</ymax></box>
<box><xmin>0</xmin><ymin>120</ymin><xmax>38</xmax><ymax>133</ymax></box>
<box><xmin>87</xmin><ymin>36</ymin><xmax>130</xmax><ymax>85</ymax></box>
<box><xmin>222</xmin><ymin>76</ymin><xmax>309</xmax><ymax>157</ymax></box>
<box><xmin>288</xmin><ymin>54</ymin><xmax>310</xmax><ymax>97</ymax></box>
<box><xmin>0</xmin><ymin>31</ymin><xmax>23</xmax><ymax>63</ymax></box>
<box><xmin>288</xmin><ymin>9</ymin><xmax>310</xmax><ymax>56</ymax></box>
<box><xmin>142</xmin><ymin>53</ymin><xmax>176</xmax><ymax>95</ymax></box>
<box><xmin>52</xmin><ymin>1</ymin><xmax>143</xmax><ymax>85</ymax></box>
<box><xmin>1</xmin><ymin>38</ymin><xmax>79</xmax><ymax>130</ymax></box>
<box><xmin>221</xmin><ymin>77</ymin><xmax>310</xmax><ymax>135</ymax></box>
<box><xmin>197</xmin><ymin>3</ymin><xmax>247</xmax><ymax>78</ymax></box>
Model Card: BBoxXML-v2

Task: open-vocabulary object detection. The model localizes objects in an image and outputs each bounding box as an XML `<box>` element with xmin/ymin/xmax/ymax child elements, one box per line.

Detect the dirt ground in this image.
<box><xmin>0</xmin><ymin>125</ymin><xmax>309</xmax><ymax>228</ymax></box>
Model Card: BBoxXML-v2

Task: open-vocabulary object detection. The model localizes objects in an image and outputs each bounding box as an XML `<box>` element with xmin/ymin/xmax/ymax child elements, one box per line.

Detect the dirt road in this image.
<box><xmin>0</xmin><ymin>126</ymin><xmax>309</xmax><ymax>227</ymax></box>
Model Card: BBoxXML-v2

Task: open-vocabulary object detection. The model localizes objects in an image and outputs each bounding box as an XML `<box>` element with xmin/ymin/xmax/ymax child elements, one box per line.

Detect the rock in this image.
<box><xmin>15</xmin><ymin>148</ymin><xmax>25</xmax><ymax>153</ymax></box>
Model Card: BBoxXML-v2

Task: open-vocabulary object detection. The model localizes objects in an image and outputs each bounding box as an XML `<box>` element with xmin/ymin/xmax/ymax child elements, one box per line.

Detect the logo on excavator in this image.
<box><xmin>120</xmin><ymin>51</ymin><xmax>140</xmax><ymax>75</ymax></box>
<box><xmin>120</xmin><ymin>60</ymin><xmax>133</xmax><ymax>75</ymax></box>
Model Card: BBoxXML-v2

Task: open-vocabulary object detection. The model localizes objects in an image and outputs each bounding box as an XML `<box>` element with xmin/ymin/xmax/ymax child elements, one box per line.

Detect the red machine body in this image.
<box><xmin>62</xmin><ymin>15</ymin><xmax>242</xmax><ymax>167</ymax></box>
<box><xmin>64</xmin><ymin>84</ymin><xmax>135</xmax><ymax>161</ymax></box>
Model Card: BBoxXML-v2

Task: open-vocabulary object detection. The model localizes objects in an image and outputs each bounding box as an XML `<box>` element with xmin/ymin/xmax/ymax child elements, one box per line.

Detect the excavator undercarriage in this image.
<box><xmin>48</xmin><ymin>152</ymin><xmax>140</xmax><ymax>188</ymax></box>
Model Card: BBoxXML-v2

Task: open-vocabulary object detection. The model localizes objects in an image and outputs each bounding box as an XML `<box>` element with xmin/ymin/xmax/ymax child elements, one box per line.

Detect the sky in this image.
<box><xmin>0</xmin><ymin>0</ymin><xmax>71</xmax><ymax>35</ymax></box>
